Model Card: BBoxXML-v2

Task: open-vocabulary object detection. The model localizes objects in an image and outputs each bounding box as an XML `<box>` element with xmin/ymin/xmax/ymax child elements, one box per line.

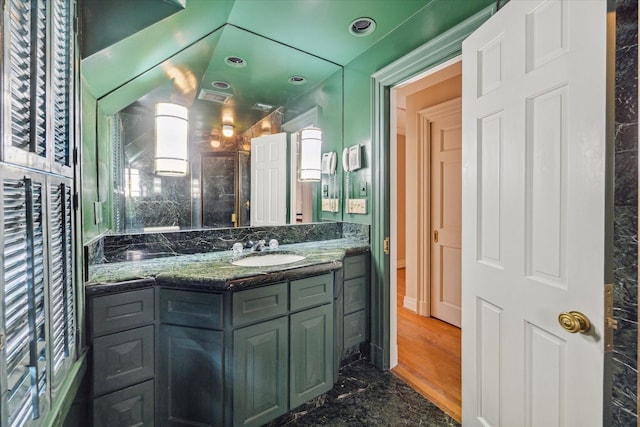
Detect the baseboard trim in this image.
<box><xmin>403</xmin><ymin>296</ymin><xmax>418</xmax><ymax>313</ymax></box>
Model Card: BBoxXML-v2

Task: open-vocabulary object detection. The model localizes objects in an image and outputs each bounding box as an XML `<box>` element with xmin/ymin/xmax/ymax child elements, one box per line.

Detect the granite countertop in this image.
<box><xmin>86</xmin><ymin>239</ymin><xmax>369</xmax><ymax>295</ymax></box>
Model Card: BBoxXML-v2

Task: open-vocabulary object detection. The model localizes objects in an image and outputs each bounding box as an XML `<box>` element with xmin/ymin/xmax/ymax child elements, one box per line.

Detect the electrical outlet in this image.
<box><xmin>321</xmin><ymin>198</ymin><xmax>339</xmax><ymax>212</ymax></box>
<box><xmin>347</xmin><ymin>199</ymin><xmax>367</xmax><ymax>214</ymax></box>
<box><xmin>360</xmin><ymin>182</ymin><xmax>367</xmax><ymax>197</ymax></box>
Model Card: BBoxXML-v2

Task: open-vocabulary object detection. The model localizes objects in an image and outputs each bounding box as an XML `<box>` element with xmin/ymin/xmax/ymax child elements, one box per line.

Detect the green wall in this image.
<box><xmin>284</xmin><ymin>68</ymin><xmax>344</xmax><ymax>223</ymax></box>
<box><xmin>79</xmin><ymin>0</ymin><xmax>495</xmax><ymax>243</ymax></box>
<box><xmin>341</xmin><ymin>0</ymin><xmax>495</xmax><ymax>227</ymax></box>
<box><xmin>81</xmin><ymin>77</ymin><xmax>113</xmax><ymax>242</ymax></box>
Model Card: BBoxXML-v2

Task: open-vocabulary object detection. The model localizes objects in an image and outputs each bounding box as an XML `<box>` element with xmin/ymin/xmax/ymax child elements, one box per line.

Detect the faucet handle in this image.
<box><xmin>232</xmin><ymin>242</ymin><xmax>244</xmax><ymax>256</ymax></box>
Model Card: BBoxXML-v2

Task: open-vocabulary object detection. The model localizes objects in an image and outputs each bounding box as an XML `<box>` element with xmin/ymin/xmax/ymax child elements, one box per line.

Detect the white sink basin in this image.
<box><xmin>231</xmin><ymin>253</ymin><xmax>306</xmax><ymax>267</ymax></box>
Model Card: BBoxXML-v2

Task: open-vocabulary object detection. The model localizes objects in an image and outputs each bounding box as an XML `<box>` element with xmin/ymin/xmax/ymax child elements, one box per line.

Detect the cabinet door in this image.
<box><xmin>343</xmin><ymin>276</ymin><xmax>367</xmax><ymax>315</ymax></box>
<box><xmin>93</xmin><ymin>325</ymin><xmax>154</xmax><ymax>396</ymax></box>
<box><xmin>233</xmin><ymin>317</ymin><xmax>288</xmax><ymax>427</ymax></box>
<box><xmin>93</xmin><ymin>379</ymin><xmax>154</xmax><ymax>427</ymax></box>
<box><xmin>158</xmin><ymin>325</ymin><xmax>224</xmax><ymax>426</ymax></box>
<box><xmin>290</xmin><ymin>304</ymin><xmax>334</xmax><ymax>408</ymax></box>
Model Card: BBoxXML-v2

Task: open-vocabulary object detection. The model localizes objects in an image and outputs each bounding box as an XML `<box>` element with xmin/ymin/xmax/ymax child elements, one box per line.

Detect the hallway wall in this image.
<box><xmin>403</xmin><ymin>75</ymin><xmax>461</xmax><ymax>313</ymax></box>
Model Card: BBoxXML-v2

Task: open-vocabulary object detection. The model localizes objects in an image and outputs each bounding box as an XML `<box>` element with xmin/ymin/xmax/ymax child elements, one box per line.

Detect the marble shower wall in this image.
<box><xmin>612</xmin><ymin>0</ymin><xmax>638</xmax><ymax>425</ymax></box>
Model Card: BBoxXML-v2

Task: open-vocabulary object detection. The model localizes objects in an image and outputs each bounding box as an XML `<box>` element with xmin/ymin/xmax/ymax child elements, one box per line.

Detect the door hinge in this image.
<box><xmin>383</xmin><ymin>237</ymin><xmax>390</xmax><ymax>255</ymax></box>
<box><xmin>604</xmin><ymin>283</ymin><xmax>617</xmax><ymax>352</ymax></box>
<box><xmin>73</xmin><ymin>147</ymin><xmax>79</xmax><ymax>165</ymax></box>
<box><xmin>73</xmin><ymin>193</ymin><xmax>79</xmax><ymax>210</ymax></box>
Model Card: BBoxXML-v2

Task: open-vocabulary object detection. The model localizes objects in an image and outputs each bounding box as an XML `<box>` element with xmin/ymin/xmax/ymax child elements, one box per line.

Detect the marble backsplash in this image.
<box><xmin>84</xmin><ymin>222</ymin><xmax>369</xmax><ymax>274</ymax></box>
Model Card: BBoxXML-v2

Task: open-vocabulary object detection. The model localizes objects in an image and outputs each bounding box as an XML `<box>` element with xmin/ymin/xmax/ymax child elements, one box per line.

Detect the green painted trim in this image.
<box><xmin>42</xmin><ymin>354</ymin><xmax>88</xmax><ymax>427</ymax></box>
<box><xmin>369</xmin><ymin>5</ymin><xmax>495</xmax><ymax>370</ymax></box>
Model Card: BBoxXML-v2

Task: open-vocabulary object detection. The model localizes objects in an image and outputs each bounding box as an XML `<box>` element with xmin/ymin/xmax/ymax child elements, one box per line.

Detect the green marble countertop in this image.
<box><xmin>86</xmin><ymin>239</ymin><xmax>369</xmax><ymax>294</ymax></box>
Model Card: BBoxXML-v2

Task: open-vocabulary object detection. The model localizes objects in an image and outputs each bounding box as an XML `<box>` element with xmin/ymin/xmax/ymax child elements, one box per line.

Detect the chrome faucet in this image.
<box><xmin>248</xmin><ymin>239</ymin><xmax>266</xmax><ymax>252</ymax></box>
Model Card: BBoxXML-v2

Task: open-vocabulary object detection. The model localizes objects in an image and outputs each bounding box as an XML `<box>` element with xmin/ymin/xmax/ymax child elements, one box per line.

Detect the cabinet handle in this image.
<box><xmin>434</xmin><ymin>230</ymin><xmax>439</xmax><ymax>243</ymax></box>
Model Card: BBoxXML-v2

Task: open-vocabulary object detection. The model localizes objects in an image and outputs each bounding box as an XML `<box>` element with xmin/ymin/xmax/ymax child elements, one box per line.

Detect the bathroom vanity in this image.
<box><xmin>86</xmin><ymin>240</ymin><xmax>369</xmax><ymax>427</ymax></box>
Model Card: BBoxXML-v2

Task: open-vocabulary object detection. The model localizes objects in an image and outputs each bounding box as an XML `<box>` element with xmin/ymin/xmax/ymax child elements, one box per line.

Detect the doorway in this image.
<box><xmin>390</xmin><ymin>59</ymin><xmax>462</xmax><ymax>421</ymax></box>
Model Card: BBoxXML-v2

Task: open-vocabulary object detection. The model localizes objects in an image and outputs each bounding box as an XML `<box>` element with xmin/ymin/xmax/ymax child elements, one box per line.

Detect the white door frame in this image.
<box><xmin>374</xmin><ymin>6</ymin><xmax>494</xmax><ymax>369</ymax></box>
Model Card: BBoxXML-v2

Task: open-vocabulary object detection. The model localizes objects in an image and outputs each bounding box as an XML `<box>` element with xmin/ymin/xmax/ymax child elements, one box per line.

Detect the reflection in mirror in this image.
<box><xmin>106</xmin><ymin>25</ymin><xmax>342</xmax><ymax>233</ymax></box>
<box><xmin>200</xmin><ymin>151</ymin><xmax>250</xmax><ymax>228</ymax></box>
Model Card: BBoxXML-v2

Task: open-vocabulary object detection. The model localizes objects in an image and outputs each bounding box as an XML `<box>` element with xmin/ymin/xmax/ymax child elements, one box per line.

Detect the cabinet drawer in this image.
<box><xmin>233</xmin><ymin>282</ymin><xmax>288</xmax><ymax>327</ymax></box>
<box><xmin>91</xmin><ymin>288</ymin><xmax>154</xmax><ymax>337</ymax></box>
<box><xmin>344</xmin><ymin>276</ymin><xmax>367</xmax><ymax>315</ymax></box>
<box><xmin>160</xmin><ymin>289</ymin><xmax>223</xmax><ymax>329</ymax></box>
<box><xmin>344</xmin><ymin>310</ymin><xmax>367</xmax><ymax>348</ymax></box>
<box><xmin>290</xmin><ymin>273</ymin><xmax>333</xmax><ymax>311</ymax></box>
<box><xmin>93</xmin><ymin>325</ymin><xmax>154</xmax><ymax>396</ymax></box>
<box><xmin>343</xmin><ymin>254</ymin><xmax>367</xmax><ymax>280</ymax></box>
<box><xmin>93</xmin><ymin>379</ymin><xmax>154</xmax><ymax>427</ymax></box>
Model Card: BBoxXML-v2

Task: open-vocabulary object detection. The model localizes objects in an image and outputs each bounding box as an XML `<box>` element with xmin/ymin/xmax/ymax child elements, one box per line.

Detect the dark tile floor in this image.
<box><xmin>268</xmin><ymin>359</ymin><xmax>461</xmax><ymax>427</ymax></box>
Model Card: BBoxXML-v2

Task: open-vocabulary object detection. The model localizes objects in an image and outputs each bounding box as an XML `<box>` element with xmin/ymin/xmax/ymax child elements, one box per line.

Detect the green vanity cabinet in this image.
<box><xmin>342</xmin><ymin>254</ymin><xmax>370</xmax><ymax>349</ymax></box>
<box><xmin>290</xmin><ymin>303</ymin><xmax>334</xmax><ymax>408</ymax></box>
<box><xmin>157</xmin><ymin>289</ymin><xmax>224</xmax><ymax>426</ymax></box>
<box><xmin>289</xmin><ymin>274</ymin><xmax>334</xmax><ymax>409</ymax></box>
<box><xmin>158</xmin><ymin>325</ymin><xmax>224</xmax><ymax>426</ymax></box>
<box><xmin>232</xmin><ymin>282</ymin><xmax>289</xmax><ymax>426</ymax></box>
<box><xmin>89</xmin><ymin>265</ymin><xmax>355</xmax><ymax>426</ymax></box>
<box><xmin>233</xmin><ymin>274</ymin><xmax>333</xmax><ymax>427</ymax></box>
<box><xmin>88</xmin><ymin>287</ymin><xmax>156</xmax><ymax>427</ymax></box>
<box><xmin>233</xmin><ymin>316</ymin><xmax>289</xmax><ymax>426</ymax></box>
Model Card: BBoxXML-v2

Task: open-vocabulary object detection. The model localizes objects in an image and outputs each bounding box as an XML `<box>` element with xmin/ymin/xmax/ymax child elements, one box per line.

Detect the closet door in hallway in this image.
<box><xmin>421</xmin><ymin>98</ymin><xmax>462</xmax><ymax>327</ymax></box>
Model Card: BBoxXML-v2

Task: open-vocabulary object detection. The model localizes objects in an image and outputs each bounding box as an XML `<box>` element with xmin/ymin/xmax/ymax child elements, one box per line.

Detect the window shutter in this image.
<box><xmin>51</xmin><ymin>0</ymin><xmax>73</xmax><ymax>168</ymax></box>
<box><xmin>5</xmin><ymin>0</ymin><xmax>48</xmax><ymax>165</ymax></box>
<box><xmin>31</xmin><ymin>0</ymin><xmax>47</xmax><ymax>157</ymax></box>
<box><xmin>2</xmin><ymin>176</ymin><xmax>48</xmax><ymax>425</ymax></box>
<box><xmin>48</xmin><ymin>181</ymin><xmax>75</xmax><ymax>377</ymax></box>
<box><xmin>6</xmin><ymin>0</ymin><xmax>33</xmax><ymax>152</ymax></box>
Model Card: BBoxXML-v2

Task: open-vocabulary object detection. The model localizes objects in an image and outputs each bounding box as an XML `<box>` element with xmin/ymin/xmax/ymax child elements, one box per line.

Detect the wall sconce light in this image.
<box><xmin>154</xmin><ymin>102</ymin><xmax>189</xmax><ymax>176</ymax></box>
<box><xmin>298</xmin><ymin>127</ymin><xmax>322</xmax><ymax>182</ymax></box>
<box><xmin>222</xmin><ymin>124</ymin><xmax>234</xmax><ymax>138</ymax></box>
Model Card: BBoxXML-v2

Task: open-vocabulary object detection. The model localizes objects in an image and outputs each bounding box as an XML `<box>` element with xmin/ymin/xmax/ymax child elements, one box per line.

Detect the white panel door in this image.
<box><xmin>425</xmin><ymin>98</ymin><xmax>462</xmax><ymax>328</ymax></box>
<box><xmin>462</xmin><ymin>1</ymin><xmax>606</xmax><ymax>426</ymax></box>
<box><xmin>251</xmin><ymin>132</ymin><xmax>287</xmax><ymax>226</ymax></box>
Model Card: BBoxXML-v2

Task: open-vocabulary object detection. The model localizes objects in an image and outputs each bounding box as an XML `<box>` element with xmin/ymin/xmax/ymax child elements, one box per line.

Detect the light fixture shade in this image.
<box><xmin>155</xmin><ymin>102</ymin><xmax>189</xmax><ymax>176</ymax></box>
<box><xmin>298</xmin><ymin>127</ymin><xmax>322</xmax><ymax>181</ymax></box>
<box><xmin>222</xmin><ymin>124</ymin><xmax>234</xmax><ymax>137</ymax></box>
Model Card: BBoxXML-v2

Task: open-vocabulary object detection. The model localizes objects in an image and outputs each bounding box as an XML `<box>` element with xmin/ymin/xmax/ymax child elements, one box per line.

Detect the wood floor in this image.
<box><xmin>391</xmin><ymin>268</ymin><xmax>462</xmax><ymax>422</ymax></box>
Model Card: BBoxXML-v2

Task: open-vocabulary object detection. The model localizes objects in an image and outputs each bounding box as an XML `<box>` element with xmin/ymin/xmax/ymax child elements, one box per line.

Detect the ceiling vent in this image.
<box><xmin>252</xmin><ymin>102</ymin><xmax>274</xmax><ymax>112</ymax></box>
<box><xmin>198</xmin><ymin>88</ymin><xmax>233</xmax><ymax>104</ymax></box>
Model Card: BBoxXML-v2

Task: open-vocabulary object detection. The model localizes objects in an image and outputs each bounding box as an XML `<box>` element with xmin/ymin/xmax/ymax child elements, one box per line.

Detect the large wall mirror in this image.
<box><xmin>98</xmin><ymin>24</ymin><xmax>343</xmax><ymax>233</ymax></box>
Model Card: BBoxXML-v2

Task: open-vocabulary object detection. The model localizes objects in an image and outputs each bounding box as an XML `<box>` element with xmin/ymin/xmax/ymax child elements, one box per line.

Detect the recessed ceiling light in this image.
<box><xmin>211</xmin><ymin>80</ymin><xmax>231</xmax><ymax>90</ymax></box>
<box><xmin>288</xmin><ymin>75</ymin><xmax>307</xmax><ymax>85</ymax></box>
<box><xmin>225</xmin><ymin>56</ymin><xmax>247</xmax><ymax>68</ymax></box>
<box><xmin>349</xmin><ymin>17</ymin><xmax>376</xmax><ymax>36</ymax></box>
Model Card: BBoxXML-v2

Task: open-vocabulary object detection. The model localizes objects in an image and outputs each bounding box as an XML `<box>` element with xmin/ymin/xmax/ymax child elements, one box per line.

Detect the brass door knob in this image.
<box><xmin>558</xmin><ymin>311</ymin><xmax>591</xmax><ymax>334</ymax></box>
